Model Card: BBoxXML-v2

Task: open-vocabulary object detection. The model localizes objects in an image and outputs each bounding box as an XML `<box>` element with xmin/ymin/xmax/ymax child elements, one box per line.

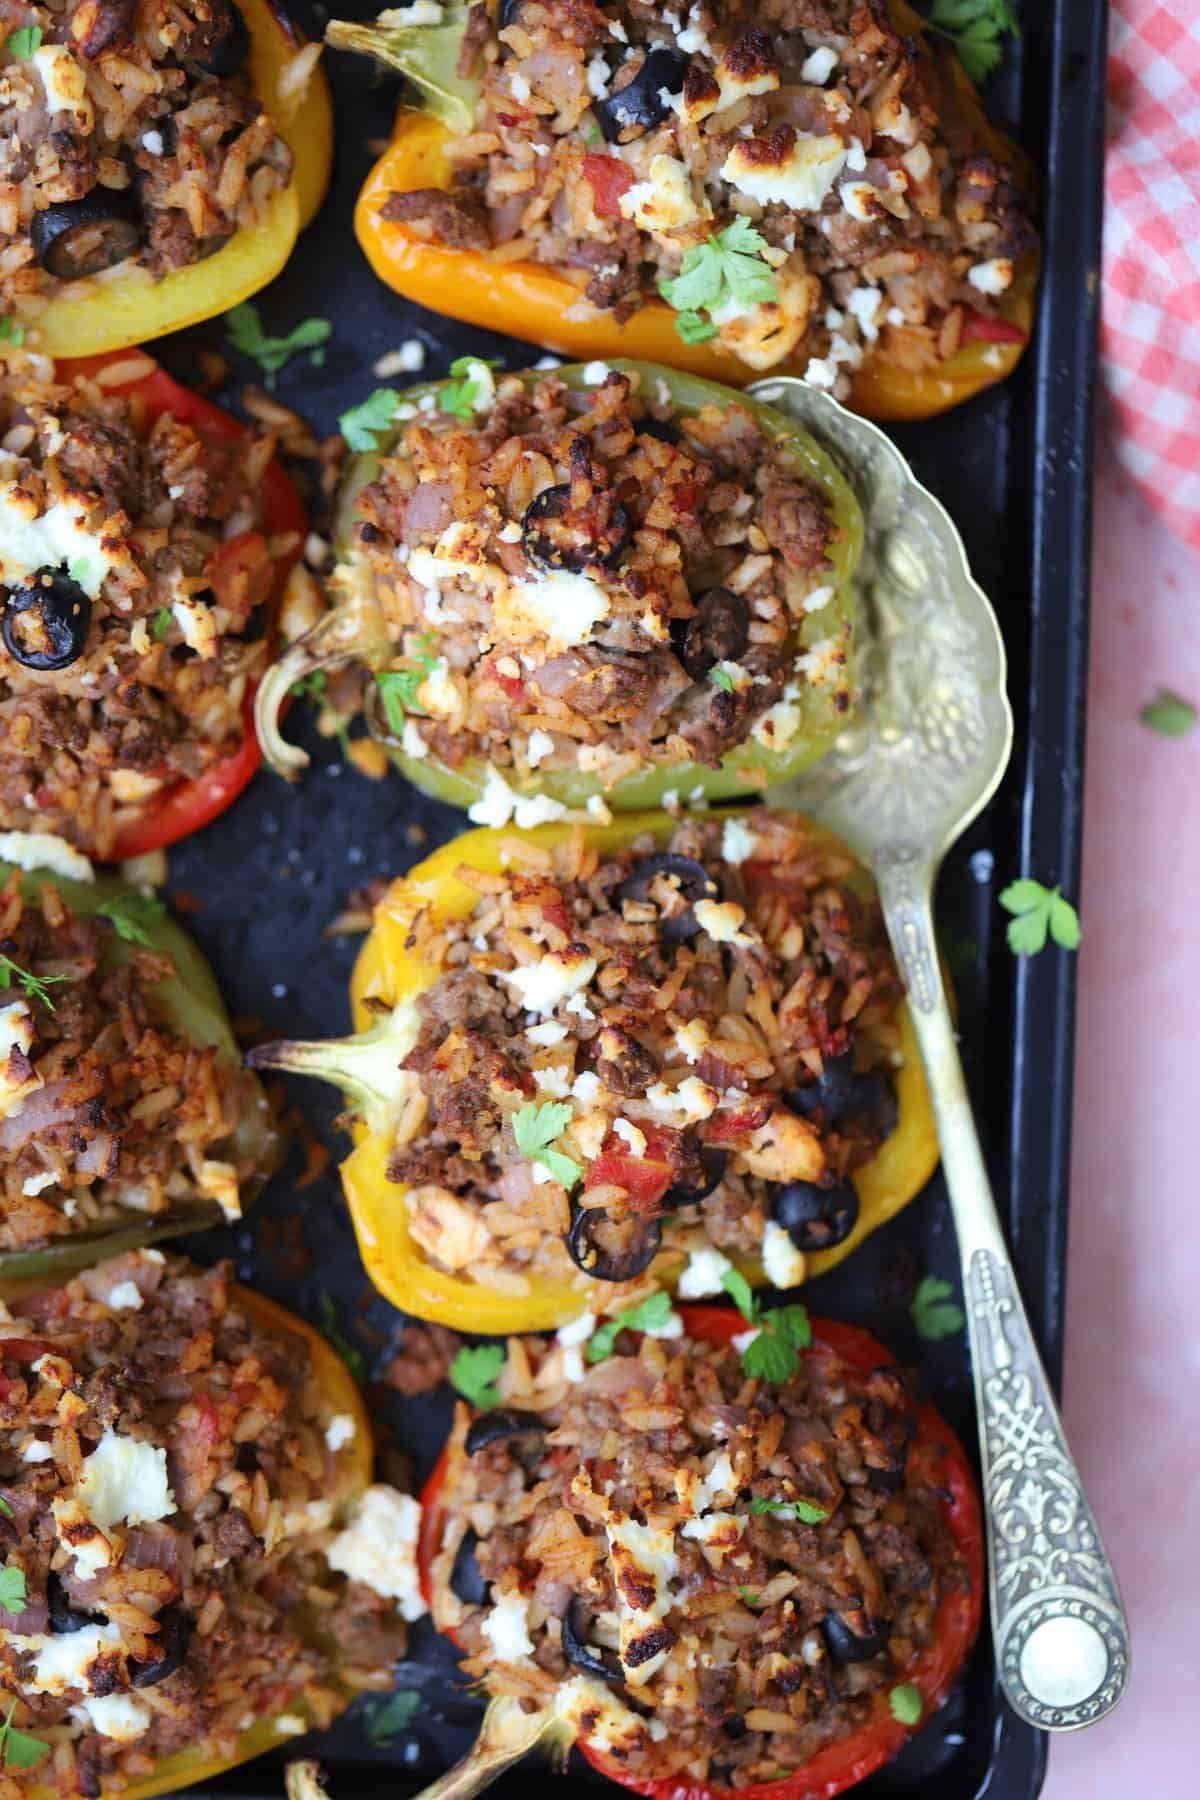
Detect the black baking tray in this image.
<box><xmin>142</xmin><ymin>0</ymin><xmax>1109</xmax><ymax>1794</ymax></box>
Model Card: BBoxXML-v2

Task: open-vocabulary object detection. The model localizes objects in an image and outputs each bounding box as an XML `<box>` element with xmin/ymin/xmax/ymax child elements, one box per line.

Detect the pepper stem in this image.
<box><xmin>246</xmin><ymin>1005</ymin><xmax>422</xmax><ymax>1138</ymax></box>
<box><xmin>324</xmin><ymin>11</ymin><xmax>481</xmax><ymax>133</ymax></box>
<box><xmin>255</xmin><ymin>598</ymin><xmax>387</xmax><ymax>780</ymax></box>
<box><xmin>285</xmin><ymin>1763</ymin><xmax>328</xmax><ymax>1800</ymax></box>
<box><xmin>406</xmin><ymin>1699</ymin><xmax>556</xmax><ymax>1800</ymax></box>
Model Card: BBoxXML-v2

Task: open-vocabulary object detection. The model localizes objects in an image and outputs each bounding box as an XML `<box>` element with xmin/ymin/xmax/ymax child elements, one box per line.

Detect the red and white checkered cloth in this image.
<box><xmin>1104</xmin><ymin>2</ymin><xmax>1200</xmax><ymax>548</ymax></box>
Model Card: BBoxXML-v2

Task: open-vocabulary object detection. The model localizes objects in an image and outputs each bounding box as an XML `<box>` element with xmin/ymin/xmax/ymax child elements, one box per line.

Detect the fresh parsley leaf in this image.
<box><xmin>153</xmin><ymin>606</ymin><xmax>173</xmax><ymax>640</ymax></box>
<box><xmin>363</xmin><ymin>1690</ymin><xmax>423</xmax><ymax>1746</ymax></box>
<box><xmin>771</xmin><ymin>1305</ymin><xmax>813</xmax><ymax>1351</ymax></box>
<box><xmin>750</xmin><ymin>1494</ymin><xmax>828</xmax><ymax>1524</ymax></box>
<box><xmin>925</xmin><ymin>0</ymin><xmax>1020</xmax><ymax>84</ymax></box>
<box><xmin>719</xmin><ymin>1266</ymin><xmax>759</xmax><ymax>1324</ymax></box>
<box><xmin>0</xmin><ymin>1566</ymin><xmax>25</xmax><ymax>1616</ymax></box>
<box><xmin>721</xmin><ymin>1274</ymin><xmax>812</xmax><ymax>1383</ymax></box>
<box><xmin>660</xmin><ymin>219</ymin><xmax>779</xmax><ymax>342</ymax></box>
<box><xmin>441</xmin><ymin>356</ymin><xmax>500</xmax><ymax>421</ymax></box>
<box><xmin>511</xmin><ymin>1100</ymin><xmax>581</xmax><ymax>1191</ymax></box>
<box><xmin>376</xmin><ymin>660</ymin><xmax>439</xmax><ymax>731</ymax></box>
<box><xmin>5</xmin><ymin>25</ymin><xmax>43</xmax><ymax>59</ymax></box>
<box><xmin>0</xmin><ymin>318</ymin><xmax>24</xmax><ymax>347</ymax></box>
<box><xmin>68</xmin><ymin>556</ymin><xmax>93</xmax><ymax>588</ymax></box>
<box><xmin>449</xmin><ymin>1343</ymin><xmax>506</xmax><ymax>1409</ymax></box>
<box><xmin>0</xmin><ymin>952</ymin><xmax>70</xmax><ymax>1014</ymax></box>
<box><xmin>742</xmin><ymin>1329</ymin><xmax>801</xmax><ymax>1384</ymax></box>
<box><xmin>290</xmin><ymin>669</ymin><xmax>327</xmax><ymax>702</ymax></box>
<box><xmin>585</xmin><ymin>1291</ymin><xmax>678</xmax><ymax>1364</ymax></box>
<box><xmin>584</xmin><ymin>123</ymin><xmax>602</xmax><ymax>146</ymax></box>
<box><xmin>709</xmin><ymin>667</ymin><xmax>735</xmax><ymax>695</ymax></box>
<box><xmin>910</xmin><ymin>1274</ymin><xmax>965</xmax><ymax>1342</ymax></box>
<box><xmin>225</xmin><ymin>303</ymin><xmax>332</xmax><ymax>387</ymax></box>
<box><xmin>0</xmin><ymin>1701</ymin><xmax>46</xmax><ymax>1771</ymax></box>
<box><xmin>1140</xmin><ymin>688</ymin><xmax>1195</xmax><ymax>738</ymax></box>
<box><xmin>0</xmin><ymin>1497</ymin><xmax>12</xmax><ymax>1519</ymax></box>
<box><xmin>736</xmin><ymin>1586</ymin><xmax>760</xmax><ymax>1606</ymax></box>
<box><xmin>97</xmin><ymin>892</ymin><xmax>166</xmax><ymax>948</ymax></box>
<box><xmin>998</xmin><ymin>878</ymin><xmax>1081</xmax><ymax>956</ymax></box>
<box><xmin>889</xmin><ymin>1683</ymin><xmax>923</xmax><ymax>1726</ymax></box>
<box><xmin>316</xmin><ymin>1294</ymin><xmax>366</xmax><ymax>1386</ymax></box>
<box><xmin>340</xmin><ymin>388</ymin><xmax>402</xmax><ymax>452</ymax></box>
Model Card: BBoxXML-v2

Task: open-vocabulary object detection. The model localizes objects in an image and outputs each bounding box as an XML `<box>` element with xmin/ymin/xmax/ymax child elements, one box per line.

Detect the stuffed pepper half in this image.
<box><xmin>0</xmin><ymin>350</ymin><xmax>306</xmax><ymax>861</ymax></box>
<box><xmin>250</xmin><ymin>809</ymin><xmax>938</xmax><ymax>1332</ymax></box>
<box><xmin>5</xmin><ymin>0</ymin><xmax>332</xmax><ymax>356</ymax></box>
<box><xmin>414</xmin><ymin>1302</ymin><xmax>982</xmax><ymax>1800</ymax></box>
<box><xmin>0</xmin><ymin>1250</ymin><xmax>415</xmax><ymax>1797</ymax></box>
<box><xmin>330</xmin><ymin>0</ymin><xmax>1036</xmax><ymax>420</ymax></box>
<box><xmin>0</xmin><ymin>856</ymin><xmax>278</xmax><ymax>1279</ymax></box>
<box><xmin>258</xmin><ymin>361</ymin><xmax>862</xmax><ymax>816</ymax></box>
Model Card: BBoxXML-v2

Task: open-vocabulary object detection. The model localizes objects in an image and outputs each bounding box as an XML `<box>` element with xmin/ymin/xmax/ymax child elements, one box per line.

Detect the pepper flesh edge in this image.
<box><xmin>351</xmin><ymin>0</ymin><xmax>1037</xmax><ymax>427</ymax></box>
<box><xmin>416</xmin><ymin>1304</ymin><xmax>983</xmax><ymax>1800</ymax></box>
<box><xmin>0</xmin><ymin>864</ymin><xmax>280</xmax><ymax>1281</ymax></box>
<box><xmin>337</xmin><ymin>810</ymin><xmax>939</xmax><ymax>1331</ymax></box>
<box><xmin>0</xmin><ymin>1280</ymin><xmax>372</xmax><ymax>1800</ymax></box>
<box><xmin>30</xmin><ymin>0</ymin><xmax>332</xmax><ymax>357</ymax></box>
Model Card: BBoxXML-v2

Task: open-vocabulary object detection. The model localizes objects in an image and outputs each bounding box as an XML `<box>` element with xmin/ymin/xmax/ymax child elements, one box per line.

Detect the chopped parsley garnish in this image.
<box><xmin>0</xmin><ymin>1498</ymin><xmax>12</xmax><ymax>1520</ymax></box>
<box><xmin>586</xmin><ymin>1291</ymin><xmax>679</xmax><ymax>1364</ymax></box>
<box><xmin>67</xmin><ymin>556</ymin><xmax>94</xmax><ymax>588</ymax></box>
<box><xmin>339</xmin><ymin>388</ymin><xmax>403</xmax><ymax>452</ymax></box>
<box><xmin>376</xmin><ymin>657</ymin><xmax>440</xmax><ymax>730</ymax></box>
<box><xmin>889</xmin><ymin>1683</ymin><xmax>923</xmax><ymax>1726</ymax></box>
<box><xmin>736</xmin><ymin>1586</ymin><xmax>760</xmax><ymax>1606</ymax></box>
<box><xmin>659</xmin><ymin>219</ymin><xmax>778</xmax><ymax>343</ymax></box>
<box><xmin>925</xmin><ymin>0</ymin><xmax>1020</xmax><ymax>83</ymax></box>
<box><xmin>97</xmin><ymin>892</ymin><xmax>167</xmax><ymax>948</ymax></box>
<box><xmin>153</xmin><ymin>606</ymin><xmax>173</xmax><ymax>640</ymax></box>
<box><xmin>0</xmin><ymin>1700</ymin><xmax>47</xmax><ymax>1771</ymax></box>
<box><xmin>0</xmin><ymin>952</ymin><xmax>70</xmax><ymax>1014</ymax></box>
<box><xmin>1140</xmin><ymin>688</ymin><xmax>1195</xmax><ymax>738</ymax></box>
<box><xmin>709</xmin><ymin>667</ymin><xmax>735</xmax><ymax>695</ymax></box>
<box><xmin>720</xmin><ymin>1268</ymin><xmax>812</xmax><ymax>1383</ymax></box>
<box><xmin>363</xmin><ymin>1689</ymin><xmax>423</xmax><ymax>1745</ymax></box>
<box><xmin>998</xmin><ymin>878</ymin><xmax>1081</xmax><ymax>956</ymax></box>
<box><xmin>750</xmin><ymin>1494</ymin><xmax>828</xmax><ymax>1525</ymax></box>
<box><xmin>316</xmin><ymin>1294</ymin><xmax>366</xmax><ymax>1386</ymax></box>
<box><xmin>441</xmin><ymin>356</ymin><xmax>500</xmax><ymax>420</ymax></box>
<box><xmin>0</xmin><ymin>318</ymin><xmax>24</xmax><ymax>347</ymax></box>
<box><xmin>0</xmin><ymin>1565</ymin><xmax>25</xmax><ymax>1616</ymax></box>
<box><xmin>512</xmin><ymin>1100</ymin><xmax>581</xmax><ymax>1192</ymax></box>
<box><xmin>910</xmin><ymin>1274</ymin><xmax>966</xmax><ymax>1342</ymax></box>
<box><xmin>449</xmin><ymin>1343</ymin><xmax>505</xmax><ymax>1409</ymax></box>
<box><xmin>5</xmin><ymin>25</ymin><xmax>43</xmax><ymax>59</ymax></box>
<box><xmin>290</xmin><ymin>669</ymin><xmax>327</xmax><ymax>702</ymax></box>
<box><xmin>225</xmin><ymin>303</ymin><xmax>332</xmax><ymax>386</ymax></box>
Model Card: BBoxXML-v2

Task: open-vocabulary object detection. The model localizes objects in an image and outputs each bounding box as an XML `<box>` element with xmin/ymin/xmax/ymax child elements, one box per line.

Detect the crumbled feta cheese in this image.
<box><xmin>0</xmin><ymin>999</ymin><xmax>40</xmax><ymax>1119</ymax></box>
<box><xmin>401</xmin><ymin>718</ymin><xmax>429</xmax><ymax>760</ymax></box>
<box><xmin>804</xmin><ymin>584</ymin><xmax>835</xmax><ymax>611</ymax></box>
<box><xmin>482</xmin><ymin>1589</ymin><xmax>535</xmax><ymax>1661</ymax></box>
<box><xmin>557</xmin><ymin>1311</ymin><xmax>596</xmax><ymax>1348</ymax></box>
<box><xmin>620</xmin><ymin>156</ymin><xmax>709</xmax><ymax>232</ymax></box>
<box><xmin>646</xmin><ymin>1077</ymin><xmax>719</xmax><ymax>1123</ymax></box>
<box><xmin>0</xmin><ymin>831</ymin><xmax>93</xmax><ymax>883</ymax></box>
<box><xmin>605</xmin><ymin>1517</ymin><xmax>679</xmax><ymax>1683</ymax></box>
<box><xmin>527</xmin><ymin>1021</ymin><xmax>569</xmax><ymax>1046</ymax></box>
<box><xmin>526</xmin><ymin>728</ymin><xmax>555</xmax><ymax>767</ymax></box>
<box><xmin>800</xmin><ymin>46</ymin><xmax>839</xmax><ymax>84</ymax></box>
<box><xmin>171</xmin><ymin>594</ymin><xmax>218</xmax><ymax>659</ymax></box>
<box><xmin>401</xmin><ymin>0</ymin><xmax>444</xmax><ymax>21</ymax></box>
<box><xmin>0</xmin><ymin>485</ymin><xmax>118</xmax><ymax>603</ymax></box>
<box><xmin>27</xmin><ymin>1624</ymin><xmax>124</xmax><ymax>1697</ymax></box>
<box><xmin>612</xmin><ymin>1118</ymin><xmax>647</xmax><ymax>1155</ymax></box>
<box><xmin>840</xmin><ymin>180</ymin><xmax>879</xmax><ymax>222</ymax></box>
<box><xmin>76</xmin><ymin>1428</ymin><xmax>175</xmax><ymax>1532</ymax></box>
<box><xmin>846</xmin><ymin>286</ymin><xmax>883</xmax><ymax>340</ymax></box>
<box><xmin>327</xmin><ymin>1485</ymin><xmax>427</xmax><ymax>1620</ymax></box>
<box><xmin>533</xmin><ymin>1064</ymin><xmax>570</xmax><ymax>1098</ymax></box>
<box><xmin>582</xmin><ymin>361</ymin><xmax>610</xmax><ymax>385</ymax></box>
<box><xmin>572</xmin><ymin>1070</ymin><xmax>602</xmax><ymax>1105</ymax></box>
<box><xmin>721</xmin><ymin>817</ymin><xmax>758</xmax><ymax>865</ymax></box>
<box><xmin>968</xmin><ymin>258</ymin><xmax>1014</xmax><ymax>296</ymax></box>
<box><xmin>692</xmin><ymin>899</ymin><xmax>754</xmax><ymax>945</ymax></box>
<box><xmin>846</xmin><ymin>136</ymin><xmax>867</xmax><ymax>172</ymax></box>
<box><xmin>586</xmin><ymin>53</ymin><xmax>610</xmax><ymax>99</ymax></box>
<box><xmin>21</xmin><ymin>1439</ymin><xmax>53</xmax><ymax>1463</ymax></box>
<box><xmin>673</xmin><ymin>1019</ymin><xmax>710</xmax><ymax>1065</ymax></box>
<box><xmin>22</xmin><ymin>1170</ymin><xmax>57</xmax><ymax>1197</ymax></box>
<box><xmin>32</xmin><ymin>45</ymin><xmax>92</xmax><ymax>123</ymax></box>
<box><xmin>762</xmin><ymin>1219</ymin><xmax>807</xmax><ymax>1288</ymax></box>
<box><xmin>499</xmin><ymin>567</ymin><xmax>611</xmax><ymax>651</ymax></box>
<box><xmin>677</xmin><ymin>1244</ymin><xmax>734</xmax><ymax>1298</ymax></box>
<box><xmin>722</xmin><ymin>131</ymin><xmax>847</xmax><ymax>213</ymax></box>
<box><xmin>141</xmin><ymin>128</ymin><xmax>164</xmax><ymax>155</ymax></box>
<box><xmin>325</xmin><ymin>1414</ymin><xmax>356</xmax><ymax>1452</ymax></box>
<box><xmin>802</xmin><ymin>355</ymin><xmax>839</xmax><ymax>390</ymax></box>
<box><xmin>106</xmin><ymin>1281</ymin><xmax>143</xmax><ymax>1312</ymax></box>
<box><xmin>509</xmin><ymin>71</ymin><xmax>531</xmax><ymax>103</ymax></box>
<box><xmin>503</xmin><ymin>948</ymin><xmax>597</xmax><ymax>1016</ymax></box>
<box><xmin>72</xmin><ymin>1694</ymin><xmax>151</xmax><ymax>1742</ymax></box>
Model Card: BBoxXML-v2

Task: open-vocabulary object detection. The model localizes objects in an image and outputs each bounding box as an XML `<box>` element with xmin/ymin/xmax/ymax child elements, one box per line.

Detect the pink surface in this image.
<box><xmin>1043</xmin><ymin>435</ymin><xmax>1200</xmax><ymax>1796</ymax></box>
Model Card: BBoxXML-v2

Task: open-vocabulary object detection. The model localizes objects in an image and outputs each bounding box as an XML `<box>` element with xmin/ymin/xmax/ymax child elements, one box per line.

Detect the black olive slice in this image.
<box><xmin>464</xmin><ymin>1408</ymin><xmax>547</xmax><ymax>1456</ymax></box>
<box><xmin>638</xmin><ymin>415</ymin><xmax>681</xmax><ymax>446</ymax></box>
<box><xmin>662</xmin><ymin>1145</ymin><xmax>727</xmax><ymax>1210</ymax></box>
<box><xmin>721</xmin><ymin>1714</ymin><xmax>748</xmax><ymax>1740</ymax></box>
<box><xmin>521</xmin><ymin>483</ymin><xmax>631</xmax><ymax>573</ymax></box>
<box><xmin>449</xmin><ymin>1527</ymin><xmax>490</xmax><ymax>1608</ymax></box>
<box><xmin>595</xmin><ymin>47</ymin><xmax>687</xmax><ymax>142</ymax></box>
<box><xmin>182</xmin><ymin>0</ymin><xmax>250</xmax><ymax>77</ymax></box>
<box><xmin>47</xmin><ymin>1571</ymin><xmax>102</xmax><ymax>1636</ymax></box>
<box><xmin>497</xmin><ymin>0</ymin><xmax>522</xmax><ymax>25</ymax></box>
<box><xmin>3</xmin><ymin>572</ymin><xmax>92</xmax><ymax>672</ymax></box>
<box><xmin>561</xmin><ymin>1596</ymin><xmax>624</xmax><ymax>1686</ymax></box>
<box><xmin>671</xmin><ymin>587</ymin><xmax>750</xmax><ymax>683</ymax></box>
<box><xmin>31</xmin><ymin>189</ymin><xmax>143</xmax><ymax>280</ymax></box>
<box><xmin>129</xmin><ymin>1606</ymin><xmax>193</xmax><ymax>1687</ymax></box>
<box><xmin>771</xmin><ymin>1178</ymin><xmax>859</xmax><ymax>1251</ymax></box>
<box><xmin>614</xmin><ymin>853</ymin><xmax>718</xmax><ymax>946</ymax></box>
<box><xmin>785</xmin><ymin>1053</ymin><xmax>896</xmax><ymax>1139</ymax></box>
<box><xmin>866</xmin><ymin>1415</ymin><xmax>916</xmax><ymax>1494</ymax></box>
<box><xmin>566</xmin><ymin>1203</ymin><xmax>661</xmax><ymax>1283</ymax></box>
<box><xmin>821</xmin><ymin>1608</ymin><xmax>890</xmax><ymax>1664</ymax></box>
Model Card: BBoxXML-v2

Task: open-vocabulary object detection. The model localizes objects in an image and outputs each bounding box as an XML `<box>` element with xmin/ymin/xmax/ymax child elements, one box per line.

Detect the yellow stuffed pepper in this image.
<box><xmin>251</xmin><ymin>808</ymin><xmax>939</xmax><ymax>1333</ymax></box>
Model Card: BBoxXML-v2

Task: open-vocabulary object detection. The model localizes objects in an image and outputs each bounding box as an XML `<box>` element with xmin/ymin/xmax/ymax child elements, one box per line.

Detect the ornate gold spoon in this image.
<box><xmin>752</xmin><ymin>374</ymin><xmax>1129</xmax><ymax>1731</ymax></box>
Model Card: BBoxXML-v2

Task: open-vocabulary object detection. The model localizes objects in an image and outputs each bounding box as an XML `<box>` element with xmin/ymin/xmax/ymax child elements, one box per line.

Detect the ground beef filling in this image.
<box><xmin>389</xmin><ymin>810</ymin><xmax>901</xmax><ymax>1297</ymax></box>
<box><xmin>0</xmin><ymin>0</ymin><xmax>294</xmax><ymax>320</ymax></box>
<box><xmin>0</xmin><ymin>356</ymin><xmax>297</xmax><ymax>856</ymax></box>
<box><xmin>0</xmin><ymin>1253</ymin><xmax>404</xmax><ymax>1798</ymax></box>
<box><xmin>430</xmin><ymin>1323</ymin><xmax>967</xmax><ymax>1788</ymax></box>
<box><xmin>0</xmin><ymin>873</ymin><xmax>271</xmax><ymax>1251</ymax></box>
<box><xmin>353</xmin><ymin>369</ymin><xmax>851</xmax><ymax>786</ymax></box>
<box><xmin>393</xmin><ymin>0</ymin><xmax>1035</xmax><ymax>389</ymax></box>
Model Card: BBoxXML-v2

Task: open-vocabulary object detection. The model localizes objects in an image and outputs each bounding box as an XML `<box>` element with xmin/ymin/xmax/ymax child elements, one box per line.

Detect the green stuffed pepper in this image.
<box><xmin>257</xmin><ymin>360</ymin><xmax>863</xmax><ymax>817</ymax></box>
<box><xmin>0</xmin><ymin>844</ymin><xmax>279</xmax><ymax>1279</ymax></box>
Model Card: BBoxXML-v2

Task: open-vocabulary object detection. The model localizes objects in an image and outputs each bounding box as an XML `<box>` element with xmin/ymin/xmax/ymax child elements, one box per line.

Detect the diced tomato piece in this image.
<box><xmin>0</xmin><ymin>1339</ymin><xmax>51</xmax><ymax>1364</ymax></box>
<box><xmin>585</xmin><ymin>1123</ymin><xmax>678</xmax><ymax>1210</ymax></box>
<box><xmin>194</xmin><ymin>1392</ymin><xmax>223</xmax><ymax>1445</ymax></box>
<box><xmin>960</xmin><ymin>309</ymin><xmax>1028</xmax><ymax>346</ymax></box>
<box><xmin>583</xmin><ymin>154</ymin><xmax>636</xmax><ymax>218</ymax></box>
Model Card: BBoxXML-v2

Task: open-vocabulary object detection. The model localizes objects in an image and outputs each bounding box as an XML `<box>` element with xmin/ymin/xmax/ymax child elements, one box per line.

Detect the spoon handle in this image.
<box><xmin>874</xmin><ymin>858</ymin><xmax>1130</xmax><ymax>1731</ymax></box>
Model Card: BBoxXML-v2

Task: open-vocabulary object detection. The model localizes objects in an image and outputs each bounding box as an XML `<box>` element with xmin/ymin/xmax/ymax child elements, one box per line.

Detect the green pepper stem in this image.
<box><xmin>256</xmin><ymin>596</ymin><xmax>390</xmax><ymax>780</ymax></box>
<box><xmin>247</xmin><ymin>1005</ymin><xmax>422</xmax><ymax>1139</ymax></box>
<box><xmin>324</xmin><ymin>11</ymin><xmax>481</xmax><ymax>132</ymax></box>
<box><xmin>405</xmin><ymin>1699</ymin><xmax>557</xmax><ymax>1800</ymax></box>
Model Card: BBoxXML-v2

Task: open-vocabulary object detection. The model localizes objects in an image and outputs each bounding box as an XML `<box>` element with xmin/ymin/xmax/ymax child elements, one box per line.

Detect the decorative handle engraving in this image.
<box><xmin>967</xmin><ymin>1249</ymin><xmax>1130</xmax><ymax>1729</ymax></box>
